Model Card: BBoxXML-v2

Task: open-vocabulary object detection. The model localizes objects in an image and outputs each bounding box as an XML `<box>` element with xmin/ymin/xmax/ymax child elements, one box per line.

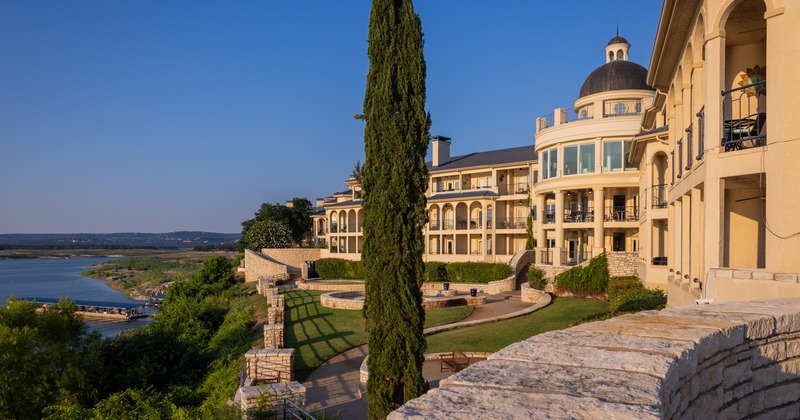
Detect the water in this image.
<box><xmin>0</xmin><ymin>257</ymin><xmax>152</xmax><ymax>337</ymax></box>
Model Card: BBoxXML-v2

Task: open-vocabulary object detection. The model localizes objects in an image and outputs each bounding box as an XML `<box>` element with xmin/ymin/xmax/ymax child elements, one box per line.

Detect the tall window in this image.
<box><xmin>579</xmin><ymin>143</ymin><xmax>595</xmax><ymax>173</ymax></box>
<box><xmin>563</xmin><ymin>146</ymin><xmax>578</xmax><ymax>175</ymax></box>
<box><xmin>542</xmin><ymin>152</ymin><xmax>549</xmax><ymax>180</ymax></box>
<box><xmin>603</xmin><ymin>140</ymin><xmax>636</xmax><ymax>172</ymax></box>
<box><xmin>563</xmin><ymin>143</ymin><xmax>595</xmax><ymax>176</ymax></box>
<box><xmin>548</xmin><ymin>149</ymin><xmax>557</xmax><ymax>178</ymax></box>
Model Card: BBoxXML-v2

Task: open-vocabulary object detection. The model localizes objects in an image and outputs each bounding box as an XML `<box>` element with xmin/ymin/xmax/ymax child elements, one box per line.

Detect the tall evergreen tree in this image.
<box><xmin>360</xmin><ymin>0</ymin><xmax>430</xmax><ymax>417</ymax></box>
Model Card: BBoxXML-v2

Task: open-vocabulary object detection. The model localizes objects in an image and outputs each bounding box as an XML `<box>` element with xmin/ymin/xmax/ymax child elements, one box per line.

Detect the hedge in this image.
<box><xmin>554</xmin><ymin>253</ymin><xmax>609</xmax><ymax>296</ymax></box>
<box><xmin>527</xmin><ymin>267</ymin><xmax>546</xmax><ymax>290</ymax></box>
<box><xmin>314</xmin><ymin>259</ymin><xmax>511</xmax><ymax>283</ymax></box>
<box><xmin>608</xmin><ymin>276</ymin><xmax>667</xmax><ymax>314</ymax></box>
<box><xmin>314</xmin><ymin>258</ymin><xmax>364</xmax><ymax>280</ymax></box>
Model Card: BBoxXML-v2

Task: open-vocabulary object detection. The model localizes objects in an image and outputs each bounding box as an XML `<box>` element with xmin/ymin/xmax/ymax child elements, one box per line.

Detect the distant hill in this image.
<box><xmin>0</xmin><ymin>231</ymin><xmax>240</xmax><ymax>249</ymax></box>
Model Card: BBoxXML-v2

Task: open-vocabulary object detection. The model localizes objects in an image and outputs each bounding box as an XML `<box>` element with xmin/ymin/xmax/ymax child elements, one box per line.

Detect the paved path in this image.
<box><xmin>302</xmin><ymin>290</ymin><xmax>546</xmax><ymax>419</ymax></box>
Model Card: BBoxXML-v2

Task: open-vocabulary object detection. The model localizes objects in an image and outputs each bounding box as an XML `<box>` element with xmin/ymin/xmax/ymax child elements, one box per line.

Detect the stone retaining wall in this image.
<box><xmin>244</xmin><ymin>248</ymin><xmax>321</xmax><ymax>283</ymax></box>
<box><xmin>390</xmin><ymin>298</ymin><xmax>800</xmax><ymax>419</ymax></box>
<box><xmin>360</xmin><ymin>352</ymin><xmax>493</xmax><ymax>384</ymax></box>
<box><xmin>520</xmin><ymin>283</ymin><xmax>545</xmax><ymax>303</ymax></box>
<box><xmin>237</xmin><ymin>381</ymin><xmax>306</xmax><ymax>420</ymax></box>
<box><xmin>297</xmin><ymin>281</ymin><xmax>365</xmax><ymax>292</ymax></box>
<box><xmin>245</xmin><ymin>348</ymin><xmax>294</xmax><ymax>383</ymax></box>
<box><xmin>244</xmin><ymin>249</ymin><xmax>288</xmax><ymax>283</ymax></box>
<box><xmin>607</xmin><ymin>251</ymin><xmax>639</xmax><ymax>277</ymax></box>
<box><xmin>264</xmin><ymin>324</ymin><xmax>284</xmax><ymax>349</ymax></box>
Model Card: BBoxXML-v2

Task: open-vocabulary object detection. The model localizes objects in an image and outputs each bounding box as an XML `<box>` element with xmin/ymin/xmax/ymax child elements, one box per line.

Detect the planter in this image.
<box><xmin>443</xmin><ymin>282</ymin><xmax>450</xmax><ymax>291</ymax></box>
<box><xmin>470</xmin><ymin>288</ymin><xmax>477</xmax><ymax>297</ymax></box>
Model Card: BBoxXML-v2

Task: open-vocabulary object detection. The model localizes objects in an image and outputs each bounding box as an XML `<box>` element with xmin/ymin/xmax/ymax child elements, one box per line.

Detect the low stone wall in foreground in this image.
<box><xmin>390</xmin><ymin>298</ymin><xmax>800</xmax><ymax>419</ymax></box>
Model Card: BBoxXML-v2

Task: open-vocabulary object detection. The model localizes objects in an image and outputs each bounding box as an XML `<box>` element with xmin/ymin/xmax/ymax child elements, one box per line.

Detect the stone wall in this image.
<box><xmin>320</xmin><ymin>291</ymin><xmax>365</xmax><ymax>310</ymax></box>
<box><xmin>237</xmin><ymin>381</ymin><xmax>306</xmax><ymax>420</ymax></box>
<box><xmin>264</xmin><ymin>324</ymin><xmax>284</xmax><ymax>349</ymax></box>
<box><xmin>390</xmin><ymin>298</ymin><xmax>800</xmax><ymax>419</ymax></box>
<box><xmin>245</xmin><ymin>348</ymin><xmax>295</xmax><ymax>383</ymax></box>
<box><xmin>244</xmin><ymin>248</ymin><xmax>322</xmax><ymax>283</ymax></box>
<box><xmin>297</xmin><ymin>281</ymin><xmax>365</xmax><ymax>292</ymax></box>
<box><xmin>520</xmin><ymin>283</ymin><xmax>545</xmax><ymax>303</ymax></box>
<box><xmin>606</xmin><ymin>251</ymin><xmax>639</xmax><ymax>277</ymax></box>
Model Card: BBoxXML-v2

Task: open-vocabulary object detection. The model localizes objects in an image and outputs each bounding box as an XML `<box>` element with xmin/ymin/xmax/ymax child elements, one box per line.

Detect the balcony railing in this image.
<box><xmin>564</xmin><ymin>209</ymin><xmax>594</xmax><ymax>223</ymax></box>
<box><xmin>562</xmin><ymin>250</ymin><xmax>591</xmax><ymax>266</ymax></box>
<box><xmin>443</xmin><ymin>220</ymin><xmax>455</xmax><ymax>230</ymax></box>
<box><xmin>721</xmin><ymin>81</ymin><xmax>766</xmax><ymax>152</ymax></box>
<box><xmin>540</xmin><ymin>249</ymin><xmax>553</xmax><ymax>265</ymax></box>
<box><xmin>429</xmin><ymin>219</ymin><xmax>440</xmax><ymax>231</ymax></box>
<box><xmin>685</xmin><ymin>123</ymin><xmax>693</xmax><ymax>171</ymax></box>
<box><xmin>603</xmin><ymin>100</ymin><xmax>643</xmax><ymax>118</ymax></box>
<box><xmin>496</xmin><ymin>217</ymin><xmax>527</xmax><ymax>229</ymax></box>
<box><xmin>542</xmin><ymin>211</ymin><xmax>555</xmax><ymax>224</ymax></box>
<box><xmin>604</xmin><ymin>206</ymin><xmax>639</xmax><ymax>222</ymax></box>
<box><xmin>565</xmin><ymin>106</ymin><xmax>594</xmax><ymax>123</ymax></box>
<box><xmin>696</xmin><ymin>107</ymin><xmax>705</xmax><ymax>160</ymax></box>
<box><xmin>330</xmin><ymin>224</ymin><xmax>338</xmax><ymax>234</ymax></box>
<box><xmin>469</xmin><ymin>218</ymin><xmax>483</xmax><ymax>229</ymax></box>
<box><xmin>541</xmin><ymin>112</ymin><xmax>555</xmax><ymax>129</ymax></box>
<box><xmin>652</xmin><ymin>184</ymin><xmax>667</xmax><ymax>209</ymax></box>
<box><xmin>499</xmin><ymin>182</ymin><xmax>529</xmax><ymax>195</ymax></box>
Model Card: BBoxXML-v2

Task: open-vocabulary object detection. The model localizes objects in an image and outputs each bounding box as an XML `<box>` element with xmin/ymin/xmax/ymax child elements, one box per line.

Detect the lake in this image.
<box><xmin>0</xmin><ymin>257</ymin><xmax>152</xmax><ymax>337</ymax></box>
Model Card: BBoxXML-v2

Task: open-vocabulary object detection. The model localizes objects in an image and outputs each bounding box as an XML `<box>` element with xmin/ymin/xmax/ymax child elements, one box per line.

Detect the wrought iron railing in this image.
<box><xmin>604</xmin><ymin>206</ymin><xmax>639</xmax><ymax>222</ymax></box>
<box><xmin>496</xmin><ymin>217</ymin><xmax>527</xmax><ymax>229</ymax></box>
<box><xmin>469</xmin><ymin>218</ymin><xmax>483</xmax><ymax>229</ymax></box>
<box><xmin>677</xmin><ymin>138</ymin><xmax>683</xmax><ymax>179</ymax></box>
<box><xmin>652</xmin><ymin>184</ymin><xmax>667</xmax><ymax>209</ymax></box>
<box><xmin>540</xmin><ymin>249</ymin><xmax>553</xmax><ymax>265</ymax></box>
<box><xmin>721</xmin><ymin>81</ymin><xmax>766</xmax><ymax>151</ymax></box>
<box><xmin>542</xmin><ymin>211</ymin><xmax>556</xmax><ymax>224</ymax></box>
<box><xmin>429</xmin><ymin>219</ymin><xmax>440</xmax><ymax>231</ymax></box>
<box><xmin>562</xmin><ymin>250</ymin><xmax>591</xmax><ymax>266</ymax></box>
<box><xmin>541</xmin><ymin>112</ymin><xmax>555</xmax><ymax>129</ymax></box>
<box><xmin>443</xmin><ymin>220</ymin><xmax>455</xmax><ymax>230</ymax></box>
<box><xmin>284</xmin><ymin>399</ymin><xmax>317</xmax><ymax>420</ymax></box>
<box><xmin>603</xmin><ymin>100</ymin><xmax>643</xmax><ymax>118</ymax></box>
<box><xmin>565</xmin><ymin>106</ymin><xmax>594</xmax><ymax>123</ymax></box>
<box><xmin>685</xmin><ymin>123</ymin><xmax>693</xmax><ymax>171</ymax></box>
<box><xmin>456</xmin><ymin>219</ymin><xmax>468</xmax><ymax>230</ymax></box>
<box><xmin>563</xmin><ymin>209</ymin><xmax>594</xmax><ymax>223</ymax></box>
<box><xmin>696</xmin><ymin>107</ymin><xmax>705</xmax><ymax>160</ymax></box>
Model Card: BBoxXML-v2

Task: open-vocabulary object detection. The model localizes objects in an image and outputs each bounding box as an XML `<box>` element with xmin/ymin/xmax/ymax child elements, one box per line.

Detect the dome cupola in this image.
<box><xmin>578</xmin><ymin>31</ymin><xmax>654</xmax><ymax>98</ymax></box>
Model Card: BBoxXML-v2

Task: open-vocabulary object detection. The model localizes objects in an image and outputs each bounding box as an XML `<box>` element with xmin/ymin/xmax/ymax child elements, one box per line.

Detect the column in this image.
<box><xmin>592</xmin><ymin>187</ymin><xmax>605</xmax><ymax>257</ymax></box>
<box><xmin>554</xmin><ymin>190</ymin><xmax>565</xmax><ymax>265</ymax></box>
<box><xmin>690</xmin><ymin>187</ymin><xmax>702</xmax><ymax>287</ymax></box>
<box><xmin>536</xmin><ymin>194</ymin><xmax>546</xmax><ymax>262</ymax></box>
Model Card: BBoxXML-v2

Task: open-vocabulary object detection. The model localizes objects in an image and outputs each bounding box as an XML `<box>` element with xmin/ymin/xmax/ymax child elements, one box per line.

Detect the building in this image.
<box><xmin>312</xmin><ymin>137</ymin><xmax>537</xmax><ymax>264</ymax></box>
<box><xmin>644</xmin><ymin>0</ymin><xmax>800</xmax><ymax>305</ymax></box>
<box><xmin>532</xmin><ymin>35</ymin><xmax>659</xmax><ymax>277</ymax></box>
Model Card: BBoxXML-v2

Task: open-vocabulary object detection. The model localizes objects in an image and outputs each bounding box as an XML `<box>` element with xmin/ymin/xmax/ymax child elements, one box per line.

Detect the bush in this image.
<box><xmin>444</xmin><ymin>262</ymin><xmax>512</xmax><ymax>283</ymax></box>
<box><xmin>554</xmin><ymin>253</ymin><xmax>609</xmax><ymax>297</ymax></box>
<box><xmin>527</xmin><ymin>268</ymin><xmax>546</xmax><ymax>290</ymax></box>
<box><xmin>423</xmin><ymin>262</ymin><xmax>447</xmax><ymax>282</ymax></box>
<box><xmin>608</xmin><ymin>276</ymin><xmax>667</xmax><ymax>314</ymax></box>
<box><xmin>314</xmin><ymin>259</ymin><xmax>364</xmax><ymax>279</ymax></box>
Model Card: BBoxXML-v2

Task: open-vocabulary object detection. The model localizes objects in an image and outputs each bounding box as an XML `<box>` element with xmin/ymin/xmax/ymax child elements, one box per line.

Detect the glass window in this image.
<box><xmin>542</xmin><ymin>152</ymin><xmax>549</xmax><ymax>180</ymax></box>
<box><xmin>579</xmin><ymin>108</ymin><xmax>588</xmax><ymax>119</ymax></box>
<box><xmin>579</xmin><ymin>143</ymin><xmax>595</xmax><ymax>173</ymax></box>
<box><xmin>563</xmin><ymin>146</ymin><xmax>578</xmax><ymax>176</ymax></box>
<box><xmin>603</xmin><ymin>141</ymin><xmax>623</xmax><ymax>172</ymax></box>
<box><xmin>614</xmin><ymin>102</ymin><xmax>627</xmax><ymax>115</ymax></box>
<box><xmin>548</xmin><ymin>149</ymin><xmax>558</xmax><ymax>178</ymax></box>
<box><xmin>624</xmin><ymin>140</ymin><xmax>638</xmax><ymax>171</ymax></box>
<box><xmin>533</xmin><ymin>170</ymin><xmax>539</xmax><ymax>184</ymax></box>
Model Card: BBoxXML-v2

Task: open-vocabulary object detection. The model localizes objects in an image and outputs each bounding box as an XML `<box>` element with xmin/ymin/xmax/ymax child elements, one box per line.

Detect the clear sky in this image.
<box><xmin>0</xmin><ymin>1</ymin><xmax>663</xmax><ymax>234</ymax></box>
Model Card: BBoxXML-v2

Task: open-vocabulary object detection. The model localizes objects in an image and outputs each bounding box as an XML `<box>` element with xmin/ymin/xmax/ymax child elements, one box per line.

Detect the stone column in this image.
<box><xmin>554</xmin><ymin>190</ymin><xmax>565</xmax><ymax>266</ymax></box>
<box><xmin>592</xmin><ymin>187</ymin><xmax>605</xmax><ymax>257</ymax></box>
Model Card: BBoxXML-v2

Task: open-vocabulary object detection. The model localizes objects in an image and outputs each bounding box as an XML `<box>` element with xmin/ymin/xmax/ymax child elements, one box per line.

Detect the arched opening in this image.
<box><xmin>443</xmin><ymin>205</ymin><xmax>455</xmax><ymax>230</ymax></box>
<box><xmin>330</xmin><ymin>213</ymin><xmax>338</xmax><ymax>233</ymax></box>
<box><xmin>722</xmin><ymin>0</ymin><xmax>767</xmax><ymax>151</ymax></box>
<box><xmin>652</xmin><ymin>152</ymin><xmax>669</xmax><ymax>208</ymax></box>
<box><xmin>347</xmin><ymin>210</ymin><xmax>357</xmax><ymax>233</ymax></box>
<box><xmin>469</xmin><ymin>203</ymin><xmax>483</xmax><ymax>229</ymax></box>
<box><xmin>339</xmin><ymin>211</ymin><xmax>347</xmax><ymax>232</ymax></box>
<box><xmin>617</xmin><ymin>49</ymin><xmax>624</xmax><ymax>60</ymax></box>
<box><xmin>428</xmin><ymin>205</ymin><xmax>440</xmax><ymax>230</ymax></box>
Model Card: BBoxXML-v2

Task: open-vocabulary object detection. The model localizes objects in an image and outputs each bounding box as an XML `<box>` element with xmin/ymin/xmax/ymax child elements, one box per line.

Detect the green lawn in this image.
<box><xmin>426</xmin><ymin>296</ymin><xmax>608</xmax><ymax>353</ymax></box>
<box><xmin>282</xmin><ymin>290</ymin><xmax>473</xmax><ymax>380</ymax></box>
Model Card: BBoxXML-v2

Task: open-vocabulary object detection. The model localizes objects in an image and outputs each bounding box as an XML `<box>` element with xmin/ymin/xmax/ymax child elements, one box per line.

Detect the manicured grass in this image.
<box><xmin>426</xmin><ymin>296</ymin><xmax>609</xmax><ymax>353</ymax></box>
<box><xmin>282</xmin><ymin>290</ymin><xmax>474</xmax><ymax>380</ymax></box>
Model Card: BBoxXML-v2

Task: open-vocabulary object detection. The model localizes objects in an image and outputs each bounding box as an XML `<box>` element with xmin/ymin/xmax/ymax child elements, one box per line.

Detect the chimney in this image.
<box><xmin>431</xmin><ymin>136</ymin><xmax>451</xmax><ymax>167</ymax></box>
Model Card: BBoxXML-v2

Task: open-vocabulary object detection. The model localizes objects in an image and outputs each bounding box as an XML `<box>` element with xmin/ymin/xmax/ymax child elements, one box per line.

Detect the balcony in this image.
<box><xmin>443</xmin><ymin>220</ymin><xmax>455</xmax><ymax>230</ymax></box>
<box><xmin>652</xmin><ymin>184</ymin><xmax>667</xmax><ymax>209</ymax></box>
<box><xmin>603</xmin><ymin>100</ymin><xmax>643</xmax><ymax>118</ymax></box>
<box><xmin>540</xmin><ymin>249</ymin><xmax>553</xmax><ymax>265</ymax></box>
<box><xmin>429</xmin><ymin>219</ymin><xmax>440</xmax><ymax>231</ymax></box>
<box><xmin>604</xmin><ymin>206</ymin><xmax>639</xmax><ymax>222</ymax></box>
<box><xmin>469</xmin><ymin>218</ymin><xmax>483</xmax><ymax>229</ymax></box>
<box><xmin>330</xmin><ymin>224</ymin><xmax>338</xmax><ymax>234</ymax></box>
<box><xmin>542</xmin><ymin>212</ymin><xmax>556</xmax><ymax>225</ymax></box>
<box><xmin>563</xmin><ymin>209</ymin><xmax>594</xmax><ymax>223</ymax></box>
<box><xmin>721</xmin><ymin>81</ymin><xmax>766</xmax><ymax>152</ymax></box>
<box><xmin>562</xmin><ymin>250</ymin><xmax>591</xmax><ymax>266</ymax></box>
<box><xmin>496</xmin><ymin>217</ymin><xmax>526</xmax><ymax>229</ymax></box>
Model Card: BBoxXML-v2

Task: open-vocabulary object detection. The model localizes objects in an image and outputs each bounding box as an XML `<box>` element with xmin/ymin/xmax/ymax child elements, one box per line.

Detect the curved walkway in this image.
<box><xmin>302</xmin><ymin>290</ymin><xmax>551</xmax><ymax>419</ymax></box>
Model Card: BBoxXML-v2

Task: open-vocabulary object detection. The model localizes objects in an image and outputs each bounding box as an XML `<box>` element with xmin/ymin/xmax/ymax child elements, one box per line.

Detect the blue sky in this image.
<box><xmin>0</xmin><ymin>1</ymin><xmax>663</xmax><ymax>234</ymax></box>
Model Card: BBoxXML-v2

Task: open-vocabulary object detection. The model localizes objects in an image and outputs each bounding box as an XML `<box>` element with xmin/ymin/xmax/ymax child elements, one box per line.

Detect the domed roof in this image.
<box><xmin>578</xmin><ymin>60</ymin><xmax>654</xmax><ymax>98</ymax></box>
<box><xmin>607</xmin><ymin>35</ymin><xmax>629</xmax><ymax>45</ymax></box>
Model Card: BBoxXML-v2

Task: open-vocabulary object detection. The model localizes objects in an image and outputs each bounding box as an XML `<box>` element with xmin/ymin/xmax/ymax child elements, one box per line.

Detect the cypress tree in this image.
<box><xmin>360</xmin><ymin>0</ymin><xmax>430</xmax><ymax>417</ymax></box>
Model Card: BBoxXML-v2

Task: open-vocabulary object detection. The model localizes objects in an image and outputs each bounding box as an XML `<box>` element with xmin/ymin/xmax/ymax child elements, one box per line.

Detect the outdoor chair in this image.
<box><xmin>723</xmin><ymin>112</ymin><xmax>766</xmax><ymax>151</ymax></box>
<box><xmin>440</xmin><ymin>349</ymin><xmax>469</xmax><ymax>373</ymax></box>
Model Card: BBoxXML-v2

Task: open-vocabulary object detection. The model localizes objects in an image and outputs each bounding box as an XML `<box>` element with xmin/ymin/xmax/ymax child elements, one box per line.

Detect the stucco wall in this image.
<box><xmin>390</xmin><ymin>298</ymin><xmax>800</xmax><ymax>419</ymax></box>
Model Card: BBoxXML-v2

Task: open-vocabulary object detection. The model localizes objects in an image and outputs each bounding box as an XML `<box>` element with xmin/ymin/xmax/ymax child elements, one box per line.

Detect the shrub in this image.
<box><xmin>444</xmin><ymin>262</ymin><xmax>512</xmax><ymax>283</ymax></box>
<box><xmin>610</xmin><ymin>288</ymin><xmax>667</xmax><ymax>314</ymax></box>
<box><xmin>423</xmin><ymin>262</ymin><xmax>447</xmax><ymax>282</ymax></box>
<box><xmin>607</xmin><ymin>276</ymin><xmax>642</xmax><ymax>300</ymax></box>
<box><xmin>527</xmin><ymin>268</ymin><xmax>546</xmax><ymax>290</ymax></box>
<box><xmin>554</xmin><ymin>253</ymin><xmax>609</xmax><ymax>297</ymax></box>
<box><xmin>315</xmin><ymin>259</ymin><xmax>364</xmax><ymax>279</ymax></box>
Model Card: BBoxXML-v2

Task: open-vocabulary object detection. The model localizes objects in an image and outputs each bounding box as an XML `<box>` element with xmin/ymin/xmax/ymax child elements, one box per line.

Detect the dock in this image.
<box><xmin>16</xmin><ymin>297</ymin><xmax>149</xmax><ymax>320</ymax></box>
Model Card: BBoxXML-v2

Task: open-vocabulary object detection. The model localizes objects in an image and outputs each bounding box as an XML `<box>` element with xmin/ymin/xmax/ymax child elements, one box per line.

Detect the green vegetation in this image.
<box><xmin>283</xmin><ymin>290</ymin><xmax>473</xmax><ymax>381</ymax></box>
<box><xmin>1</xmin><ymin>255</ymin><xmax>261</xmax><ymax>419</ymax></box>
<box><xmin>554</xmin><ymin>253</ymin><xmax>610</xmax><ymax>296</ymax></box>
<box><xmin>316</xmin><ymin>259</ymin><xmax>511</xmax><ymax>283</ymax></box>
<box><xmin>608</xmin><ymin>276</ymin><xmax>667</xmax><ymax>315</ymax></box>
<box><xmin>360</xmin><ymin>0</ymin><xmax>430</xmax><ymax>414</ymax></box>
<box><xmin>527</xmin><ymin>267</ymin><xmax>547</xmax><ymax>290</ymax></box>
<box><xmin>525</xmin><ymin>188</ymin><xmax>536</xmax><ymax>250</ymax></box>
<box><xmin>80</xmin><ymin>251</ymin><xmax>241</xmax><ymax>299</ymax></box>
<box><xmin>240</xmin><ymin>197</ymin><xmax>313</xmax><ymax>250</ymax></box>
<box><xmin>426</xmin><ymin>297</ymin><xmax>609</xmax><ymax>353</ymax></box>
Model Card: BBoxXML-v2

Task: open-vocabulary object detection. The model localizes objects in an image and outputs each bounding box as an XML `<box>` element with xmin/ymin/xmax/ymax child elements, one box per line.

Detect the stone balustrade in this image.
<box><xmin>389</xmin><ymin>298</ymin><xmax>800</xmax><ymax>419</ymax></box>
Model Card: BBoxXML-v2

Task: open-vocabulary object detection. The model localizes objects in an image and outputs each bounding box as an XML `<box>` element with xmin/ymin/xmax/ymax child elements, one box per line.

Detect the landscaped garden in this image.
<box><xmin>283</xmin><ymin>290</ymin><xmax>474</xmax><ymax>380</ymax></box>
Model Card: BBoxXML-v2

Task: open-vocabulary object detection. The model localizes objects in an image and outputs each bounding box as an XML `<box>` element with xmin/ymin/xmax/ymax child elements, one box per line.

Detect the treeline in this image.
<box><xmin>0</xmin><ymin>244</ymin><xmax>173</xmax><ymax>251</ymax></box>
<box><xmin>0</xmin><ymin>255</ymin><xmax>257</xmax><ymax>419</ymax></box>
<box><xmin>192</xmin><ymin>244</ymin><xmax>240</xmax><ymax>252</ymax></box>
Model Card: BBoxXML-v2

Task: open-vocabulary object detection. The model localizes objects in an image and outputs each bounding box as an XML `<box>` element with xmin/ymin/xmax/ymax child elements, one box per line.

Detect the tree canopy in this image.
<box><xmin>240</xmin><ymin>197</ymin><xmax>312</xmax><ymax>249</ymax></box>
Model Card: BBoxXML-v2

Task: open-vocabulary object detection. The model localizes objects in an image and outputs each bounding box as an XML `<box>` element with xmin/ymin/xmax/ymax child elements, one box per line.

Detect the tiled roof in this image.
<box><xmin>428</xmin><ymin>190</ymin><xmax>500</xmax><ymax>202</ymax></box>
<box><xmin>427</xmin><ymin>145</ymin><xmax>536</xmax><ymax>172</ymax></box>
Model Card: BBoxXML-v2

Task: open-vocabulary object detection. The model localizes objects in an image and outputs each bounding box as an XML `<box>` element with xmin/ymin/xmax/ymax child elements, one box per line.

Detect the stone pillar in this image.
<box><xmin>592</xmin><ymin>187</ymin><xmax>605</xmax><ymax>257</ymax></box>
<box><xmin>268</xmin><ymin>307</ymin><xmax>284</xmax><ymax>325</ymax></box>
<box><xmin>554</xmin><ymin>190</ymin><xmax>565</xmax><ymax>265</ymax></box>
<box><xmin>238</xmin><ymin>381</ymin><xmax>306</xmax><ymax>420</ymax></box>
<box><xmin>264</xmin><ymin>323</ymin><xmax>285</xmax><ymax>349</ymax></box>
<box><xmin>535</xmin><ymin>193</ymin><xmax>546</xmax><ymax>262</ymax></box>
<box><xmin>245</xmin><ymin>348</ymin><xmax>295</xmax><ymax>383</ymax></box>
